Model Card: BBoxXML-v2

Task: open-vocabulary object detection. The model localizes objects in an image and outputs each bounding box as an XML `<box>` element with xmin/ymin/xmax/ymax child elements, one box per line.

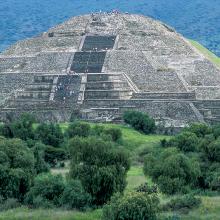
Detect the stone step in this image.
<box><xmin>86</xmin><ymin>81</ymin><xmax>128</xmax><ymax>90</ymax></box>
<box><xmin>87</xmin><ymin>73</ymin><xmax>122</xmax><ymax>82</ymax></box>
<box><xmin>84</xmin><ymin>90</ymin><xmax>132</xmax><ymax>99</ymax></box>
<box><xmin>133</xmin><ymin>92</ymin><xmax>196</xmax><ymax>100</ymax></box>
<box><xmin>25</xmin><ymin>84</ymin><xmax>52</xmax><ymax>91</ymax></box>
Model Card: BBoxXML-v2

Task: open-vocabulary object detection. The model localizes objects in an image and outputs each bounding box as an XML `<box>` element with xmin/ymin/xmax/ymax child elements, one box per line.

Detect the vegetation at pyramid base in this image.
<box><xmin>1</xmin><ymin>113</ymin><xmax>220</xmax><ymax>219</ymax></box>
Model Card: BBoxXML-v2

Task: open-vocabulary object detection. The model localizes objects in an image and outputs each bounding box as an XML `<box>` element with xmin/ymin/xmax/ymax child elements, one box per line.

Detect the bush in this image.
<box><xmin>103</xmin><ymin>192</ymin><xmax>159</xmax><ymax>220</ymax></box>
<box><xmin>0</xmin><ymin>123</ymin><xmax>13</xmax><ymax>138</ymax></box>
<box><xmin>123</xmin><ymin>111</ymin><xmax>156</xmax><ymax>134</ymax></box>
<box><xmin>103</xmin><ymin>127</ymin><xmax>122</xmax><ymax>142</ymax></box>
<box><xmin>44</xmin><ymin>146</ymin><xmax>67</xmax><ymax>167</ymax></box>
<box><xmin>25</xmin><ymin>173</ymin><xmax>65</xmax><ymax>207</ymax></box>
<box><xmin>162</xmin><ymin>194</ymin><xmax>201</xmax><ymax>213</ymax></box>
<box><xmin>33</xmin><ymin>142</ymin><xmax>49</xmax><ymax>174</ymax></box>
<box><xmin>184</xmin><ymin>123</ymin><xmax>211</xmax><ymax>138</ymax></box>
<box><xmin>35</xmin><ymin>123</ymin><xmax>64</xmax><ymax>147</ymax></box>
<box><xmin>11</xmin><ymin>113</ymin><xmax>36</xmax><ymax>140</ymax></box>
<box><xmin>0</xmin><ymin>198</ymin><xmax>20</xmax><ymax>211</ymax></box>
<box><xmin>168</xmin><ymin>132</ymin><xmax>199</xmax><ymax>152</ymax></box>
<box><xmin>69</xmin><ymin>136</ymin><xmax>130</xmax><ymax>206</ymax></box>
<box><xmin>0</xmin><ymin>138</ymin><xmax>35</xmax><ymax>201</ymax></box>
<box><xmin>212</xmin><ymin>124</ymin><xmax>220</xmax><ymax>139</ymax></box>
<box><xmin>61</xmin><ymin>180</ymin><xmax>91</xmax><ymax>210</ymax></box>
<box><xmin>144</xmin><ymin>148</ymin><xmax>201</xmax><ymax>194</ymax></box>
<box><xmin>66</xmin><ymin>121</ymin><xmax>91</xmax><ymax>138</ymax></box>
<box><xmin>136</xmin><ymin>183</ymin><xmax>158</xmax><ymax>194</ymax></box>
<box><xmin>203</xmin><ymin>139</ymin><xmax>220</xmax><ymax>162</ymax></box>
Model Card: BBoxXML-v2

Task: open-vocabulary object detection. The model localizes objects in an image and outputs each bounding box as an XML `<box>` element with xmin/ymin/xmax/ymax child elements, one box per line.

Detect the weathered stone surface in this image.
<box><xmin>1</xmin><ymin>13</ymin><xmax>220</xmax><ymax>126</ymax></box>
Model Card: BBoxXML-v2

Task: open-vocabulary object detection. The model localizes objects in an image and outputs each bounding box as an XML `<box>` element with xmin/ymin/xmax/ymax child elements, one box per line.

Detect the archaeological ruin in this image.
<box><xmin>1</xmin><ymin>13</ymin><xmax>220</xmax><ymax>128</ymax></box>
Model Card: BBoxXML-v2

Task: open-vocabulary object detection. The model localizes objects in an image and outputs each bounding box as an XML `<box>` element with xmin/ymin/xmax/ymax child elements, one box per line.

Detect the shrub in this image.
<box><xmin>162</xmin><ymin>194</ymin><xmax>201</xmax><ymax>213</ymax></box>
<box><xmin>44</xmin><ymin>146</ymin><xmax>67</xmax><ymax>167</ymax></box>
<box><xmin>203</xmin><ymin>139</ymin><xmax>220</xmax><ymax>162</ymax></box>
<box><xmin>0</xmin><ymin>123</ymin><xmax>13</xmax><ymax>138</ymax></box>
<box><xmin>123</xmin><ymin>111</ymin><xmax>156</xmax><ymax>134</ymax></box>
<box><xmin>11</xmin><ymin>113</ymin><xmax>36</xmax><ymax>140</ymax></box>
<box><xmin>0</xmin><ymin>198</ymin><xmax>20</xmax><ymax>211</ymax></box>
<box><xmin>33</xmin><ymin>142</ymin><xmax>49</xmax><ymax>174</ymax></box>
<box><xmin>61</xmin><ymin>180</ymin><xmax>91</xmax><ymax>210</ymax></box>
<box><xmin>0</xmin><ymin>138</ymin><xmax>35</xmax><ymax>200</ymax></box>
<box><xmin>66</xmin><ymin>121</ymin><xmax>91</xmax><ymax>138</ymax></box>
<box><xmin>168</xmin><ymin>132</ymin><xmax>199</xmax><ymax>152</ymax></box>
<box><xmin>204</xmin><ymin>167</ymin><xmax>220</xmax><ymax>191</ymax></box>
<box><xmin>35</xmin><ymin>123</ymin><xmax>64</xmax><ymax>147</ymax></box>
<box><xmin>136</xmin><ymin>183</ymin><xmax>158</xmax><ymax>194</ymax></box>
<box><xmin>103</xmin><ymin>192</ymin><xmax>159</xmax><ymax>220</ymax></box>
<box><xmin>103</xmin><ymin>127</ymin><xmax>122</xmax><ymax>142</ymax></box>
<box><xmin>160</xmin><ymin>138</ymin><xmax>168</xmax><ymax>148</ymax></box>
<box><xmin>25</xmin><ymin>173</ymin><xmax>65</xmax><ymax>207</ymax></box>
<box><xmin>213</xmin><ymin>124</ymin><xmax>220</xmax><ymax>139</ymax></box>
<box><xmin>144</xmin><ymin>148</ymin><xmax>201</xmax><ymax>194</ymax></box>
<box><xmin>69</xmin><ymin>136</ymin><xmax>130</xmax><ymax>206</ymax></box>
<box><xmin>184</xmin><ymin>123</ymin><xmax>211</xmax><ymax>138</ymax></box>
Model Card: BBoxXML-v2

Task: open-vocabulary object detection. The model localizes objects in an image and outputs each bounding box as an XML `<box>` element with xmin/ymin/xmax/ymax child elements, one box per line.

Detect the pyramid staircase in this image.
<box><xmin>193</xmin><ymin>100</ymin><xmax>220</xmax><ymax>124</ymax></box>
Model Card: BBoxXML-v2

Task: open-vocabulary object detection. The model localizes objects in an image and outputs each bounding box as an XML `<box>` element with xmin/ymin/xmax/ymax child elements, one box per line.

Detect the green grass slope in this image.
<box><xmin>189</xmin><ymin>39</ymin><xmax>220</xmax><ymax>68</ymax></box>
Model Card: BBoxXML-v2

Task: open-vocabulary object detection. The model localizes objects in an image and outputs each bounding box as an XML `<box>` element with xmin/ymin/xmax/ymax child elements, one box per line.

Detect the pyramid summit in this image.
<box><xmin>1</xmin><ymin>12</ymin><xmax>220</xmax><ymax>128</ymax></box>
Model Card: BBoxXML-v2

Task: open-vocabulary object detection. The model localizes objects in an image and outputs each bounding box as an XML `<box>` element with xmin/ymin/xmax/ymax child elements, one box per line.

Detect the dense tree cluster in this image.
<box><xmin>145</xmin><ymin>123</ymin><xmax>220</xmax><ymax>194</ymax></box>
<box><xmin>0</xmin><ymin>113</ymin><xmax>131</xmax><ymax>212</ymax></box>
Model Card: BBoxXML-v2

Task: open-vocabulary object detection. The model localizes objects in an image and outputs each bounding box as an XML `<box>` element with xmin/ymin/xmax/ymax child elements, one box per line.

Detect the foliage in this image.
<box><xmin>102</xmin><ymin>192</ymin><xmax>159</xmax><ymax>220</ymax></box>
<box><xmin>144</xmin><ymin>148</ymin><xmax>201</xmax><ymax>194</ymax></box>
<box><xmin>135</xmin><ymin>183</ymin><xmax>158</xmax><ymax>194</ymax></box>
<box><xmin>102</xmin><ymin>127</ymin><xmax>122</xmax><ymax>142</ymax></box>
<box><xmin>35</xmin><ymin>123</ymin><xmax>64</xmax><ymax>147</ymax></box>
<box><xmin>0</xmin><ymin>123</ymin><xmax>13</xmax><ymax>138</ymax></box>
<box><xmin>25</xmin><ymin>173</ymin><xmax>65</xmax><ymax>207</ymax></box>
<box><xmin>0</xmin><ymin>138</ymin><xmax>35</xmax><ymax>201</ymax></box>
<box><xmin>184</xmin><ymin>123</ymin><xmax>212</xmax><ymax>138</ymax></box>
<box><xmin>123</xmin><ymin>111</ymin><xmax>156</xmax><ymax>134</ymax></box>
<box><xmin>44</xmin><ymin>146</ymin><xmax>67</xmax><ymax>167</ymax></box>
<box><xmin>61</xmin><ymin>179</ymin><xmax>92</xmax><ymax>210</ymax></box>
<box><xmin>203</xmin><ymin>139</ymin><xmax>220</xmax><ymax>162</ymax></box>
<box><xmin>167</xmin><ymin>131</ymin><xmax>199</xmax><ymax>152</ymax></box>
<box><xmin>32</xmin><ymin>142</ymin><xmax>49</xmax><ymax>174</ymax></box>
<box><xmin>162</xmin><ymin>194</ymin><xmax>201</xmax><ymax>213</ymax></box>
<box><xmin>69</xmin><ymin>136</ymin><xmax>130</xmax><ymax>206</ymax></box>
<box><xmin>66</xmin><ymin>121</ymin><xmax>91</xmax><ymax>138</ymax></box>
<box><xmin>0</xmin><ymin>197</ymin><xmax>20</xmax><ymax>212</ymax></box>
<box><xmin>10</xmin><ymin>113</ymin><xmax>36</xmax><ymax>140</ymax></box>
<box><xmin>93</xmin><ymin>125</ymin><xmax>122</xmax><ymax>142</ymax></box>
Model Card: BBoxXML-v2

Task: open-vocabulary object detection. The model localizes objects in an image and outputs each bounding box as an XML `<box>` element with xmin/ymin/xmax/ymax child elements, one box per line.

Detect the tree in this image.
<box><xmin>203</xmin><ymin>139</ymin><xmax>220</xmax><ymax>162</ymax></box>
<box><xmin>123</xmin><ymin>111</ymin><xmax>156</xmax><ymax>134</ymax></box>
<box><xmin>35</xmin><ymin>123</ymin><xmax>64</xmax><ymax>147</ymax></box>
<box><xmin>25</xmin><ymin>173</ymin><xmax>65</xmax><ymax>207</ymax></box>
<box><xmin>32</xmin><ymin>142</ymin><xmax>49</xmax><ymax>174</ymax></box>
<box><xmin>184</xmin><ymin>123</ymin><xmax>211</xmax><ymax>138</ymax></box>
<box><xmin>11</xmin><ymin>113</ymin><xmax>35</xmax><ymax>140</ymax></box>
<box><xmin>103</xmin><ymin>127</ymin><xmax>122</xmax><ymax>142</ymax></box>
<box><xmin>66</xmin><ymin>121</ymin><xmax>91</xmax><ymax>138</ymax></box>
<box><xmin>68</xmin><ymin>136</ymin><xmax>130</xmax><ymax>205</ymax></box>
<box><xmin>168</xmin><ymin>131</ymin><xmax>199</xmax><ymax>152</ymax></box>
<box><xmin>61</xmin><ymin>180</ymin><xmax>91</xmax><ymax>210</ymax></box>
<box><xmin>103</xmin><ymin>192</ymin><xmax>159</xmax><ymax>220</ymax></box>
<box><xmin>144</xmin><ymin>148</ymin><xmax>201</xmax><ymax>194</ymax></box>
<box><xmin>0</xmin><ymin>138</ymin><xmax>35</xmax><ymax>201</ymax></box>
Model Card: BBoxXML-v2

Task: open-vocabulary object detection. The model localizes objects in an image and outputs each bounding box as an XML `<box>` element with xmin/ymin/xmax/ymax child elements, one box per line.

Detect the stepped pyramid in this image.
<box><xmin>1</xmin><ymin>13</ymin><xmax>220</xmax><ymax>128</ymax></box>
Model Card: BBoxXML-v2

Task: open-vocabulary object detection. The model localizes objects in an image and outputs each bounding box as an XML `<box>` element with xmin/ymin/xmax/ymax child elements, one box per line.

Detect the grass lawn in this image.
<box><xmin>189</xmin><ymin>39</ymin><xmax>220</xmax><ymax>68</ymax></box>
